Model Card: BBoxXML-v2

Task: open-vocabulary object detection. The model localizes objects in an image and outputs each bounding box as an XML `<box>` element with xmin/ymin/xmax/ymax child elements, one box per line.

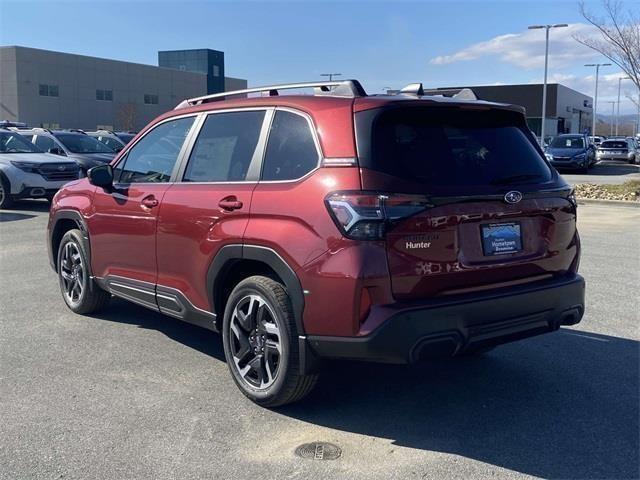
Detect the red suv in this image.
<box><xmin>48</xmin><ymin>80</ymin><xmax>585</xmax><ymax>406</ymax></box>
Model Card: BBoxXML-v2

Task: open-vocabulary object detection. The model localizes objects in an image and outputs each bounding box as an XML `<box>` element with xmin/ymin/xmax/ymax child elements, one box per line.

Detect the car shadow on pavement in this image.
<box><xmin>91</xmin><ymin>301</ymin><xmax>639</xmax><ymax>479</ymax></box>
<box><xmin>92</xmin><ymin>298</ymin><xmax>227</xmax><ymax>362</ymax></box>
<box><xmin>590</xmin><ymin>161</ymin><xmax>640</xmax><ymax>176</ymax></box>
<box><xmin>0</xmin><ymin>211</ymin><xmax>37</xmax><ymax>222</ymax></box>
<box><xmin>279</xmin><ymin>329</ymin><xmax>639</xmax><ymax>480</ymax></box>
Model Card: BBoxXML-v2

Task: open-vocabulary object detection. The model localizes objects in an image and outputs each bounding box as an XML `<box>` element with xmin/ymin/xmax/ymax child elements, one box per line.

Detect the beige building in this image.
<box><xmin>0</xmin><ymin>46</ymin><xmax>247</xmax><ymax>131</ymax></box>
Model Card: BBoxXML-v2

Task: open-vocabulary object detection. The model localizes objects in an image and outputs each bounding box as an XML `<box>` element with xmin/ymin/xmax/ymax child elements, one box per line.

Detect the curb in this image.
<box><xmin>577</xmin><ymin>197</ymin><xmax>640</xmax><ymax>208</ymax></box>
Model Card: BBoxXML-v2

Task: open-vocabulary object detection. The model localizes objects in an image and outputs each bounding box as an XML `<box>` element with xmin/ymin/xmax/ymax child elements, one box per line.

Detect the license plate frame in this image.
<box><xmin>481</xmin><ymin>222</ymin><xmax>523</xmax><ymax>256</ymax></box>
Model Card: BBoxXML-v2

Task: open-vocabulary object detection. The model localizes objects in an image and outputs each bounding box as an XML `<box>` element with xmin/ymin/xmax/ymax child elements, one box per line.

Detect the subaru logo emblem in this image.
<box><xmin>504</xmin><ymin>191</ymin><xmax>523</xmax><ymax>204</ymax></box>
<box><xmin>57</xmin><ymin>165</ymin><xmax>66</xmax><ymax>171</ymax></box>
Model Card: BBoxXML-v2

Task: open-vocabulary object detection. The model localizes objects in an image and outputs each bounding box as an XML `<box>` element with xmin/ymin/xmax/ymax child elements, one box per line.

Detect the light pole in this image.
<box><xmin>584</xmin><ymin>63</ymin><xmax>611</xmax><ymax>137</ymax></box>
<box><xmin>320</xmin><ymin>73</ymin><xmax>342</xmax><ymax>82</ymax></box>
<box><xmin>616</xmin><ymin>76</ymin><xmax>631</xmax><ymax>135</ymax></box>
<box><xmin>528</xmin><ymin>24</ymin><xmax>567</xmax><ymax>145</ymax></box>
<box><xmin>604</xmin><ymin>101</ymin><xmax>616</xmax><ymax>135</ymax></box>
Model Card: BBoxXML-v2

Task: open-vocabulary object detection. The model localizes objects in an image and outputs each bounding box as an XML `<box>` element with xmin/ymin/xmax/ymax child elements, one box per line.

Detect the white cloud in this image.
<box><xmin>430</xmin><ymin>23</ymin><xmax>599</xmax><ymax>70</ymax></box>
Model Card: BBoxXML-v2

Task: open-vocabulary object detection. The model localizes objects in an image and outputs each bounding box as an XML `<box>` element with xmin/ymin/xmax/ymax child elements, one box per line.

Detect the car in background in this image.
<box><xmin>14</xmin><ymin>128</ymin><xmax>116</xmax><ymax>172</ymax></box>
<box><xmin>114</xmin><ymin>131</ymin><xmax>137</xmax><ymax>144</ymax></box>
<box><xmin>0</xmin><ymin>128</ymin><xmax>79</xmax><ymax>208</ymax></box>
<box><xmin>588</xmin><ymin>135</ymin><xmax>605</xmax><ymax>146</ymax></box>
<box><xmin>545</xmin><ymin>134</ymin><xmax>597</xmax><ymax>173</ymax></box>
<box><xmin>86</xmin><ymin>130</ymin><xmax>126</xmax><ymax>152</ymax></box>
<box><xmin>596</xmin><ymin>139</ymin><xmax>637</xmax><ymax>164</ymax></box>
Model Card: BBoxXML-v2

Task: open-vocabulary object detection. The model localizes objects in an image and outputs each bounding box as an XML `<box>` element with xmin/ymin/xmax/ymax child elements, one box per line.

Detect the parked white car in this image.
<box><xmin>0</xmin><ymin>128</ymin><xmax>80</xmax><ymax>209</ymax></box>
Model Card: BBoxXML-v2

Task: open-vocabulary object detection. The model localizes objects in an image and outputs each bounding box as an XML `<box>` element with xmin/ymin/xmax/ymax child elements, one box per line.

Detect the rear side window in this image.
<box><xmin>358</xmin><ymin>107</ymin><xmax>552</xmax><ymax>188</ymax></box>
<box><xmin>261</xmin><ymin>110</ymin><xmax>319</xmax><ymax>181</ymax></box>
<box><xmin>116</xmin><ymin>116</ymin><xmax>195</xmax><ymax>183</ymax></box>
<box><xmin>183</xmin><ymin>110</ymin><xmax>265</xmax><ymax>182</ymax></box>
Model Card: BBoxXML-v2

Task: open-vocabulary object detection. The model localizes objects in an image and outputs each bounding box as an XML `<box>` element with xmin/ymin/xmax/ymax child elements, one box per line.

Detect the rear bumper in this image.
<box><xmin>307</xmin><ymin>274</ymin><xmax>585</xmax><ymax>364</ymax></box>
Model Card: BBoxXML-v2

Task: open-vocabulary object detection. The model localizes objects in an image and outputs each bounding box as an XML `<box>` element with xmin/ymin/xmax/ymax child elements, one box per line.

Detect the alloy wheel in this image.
<box><xmin>229</xmin><ymin>294</ymin><xmax>282</xmax><ymax>390</ymax></box>
<box><xmin>60</xmin><ymin>242</ymin><xmax>85</xmax><ymax>305</ymax></box>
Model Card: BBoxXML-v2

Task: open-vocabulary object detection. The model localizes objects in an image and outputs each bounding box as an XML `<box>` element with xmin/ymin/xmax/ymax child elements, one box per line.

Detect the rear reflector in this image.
<box><xmin>325</xmin><ymin>191</ymin><xmax>432</xmax><ymax>240</ymax></box>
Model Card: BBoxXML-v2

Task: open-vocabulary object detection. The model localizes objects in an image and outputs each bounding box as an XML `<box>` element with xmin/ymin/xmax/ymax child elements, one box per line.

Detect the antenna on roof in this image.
<box><xmin>399</xmin><ymin>83</ymin><xmax>424</xmax><ymax>96</ymax></box>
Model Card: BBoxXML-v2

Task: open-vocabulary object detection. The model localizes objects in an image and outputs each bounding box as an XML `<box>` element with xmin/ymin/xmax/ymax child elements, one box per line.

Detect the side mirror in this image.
<box><xmin>88</xmin><ymin>164</ymin><xmax>114</xmax><ymax>189</ymax></box>
<box><xmin>49</xmin><ymin>147</ymin><xmax>66</xmax><ymax>156</ymax></box>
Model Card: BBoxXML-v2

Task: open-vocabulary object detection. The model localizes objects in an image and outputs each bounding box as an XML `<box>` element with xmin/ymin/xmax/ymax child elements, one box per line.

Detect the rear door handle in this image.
<box><xmin>141</xmin><ymin>195</ymin><xmax>159</xmax><ymax>208</ymax></box>
<box><xmin>218</xmin><ymin>197</ymin><xmax>243</xmax><ymax>211</ymax></box>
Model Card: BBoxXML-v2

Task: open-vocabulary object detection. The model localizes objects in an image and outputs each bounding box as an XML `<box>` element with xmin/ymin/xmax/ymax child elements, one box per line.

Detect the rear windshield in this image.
<box><xmin>358</xmin><ymin>107</ymin><xmax>551</xmax><ymax>188</ymax></box>
<box><xmin>600</xmin><ymin>141</ymin><xmax>627</xmax><ymax>149</ymax></box>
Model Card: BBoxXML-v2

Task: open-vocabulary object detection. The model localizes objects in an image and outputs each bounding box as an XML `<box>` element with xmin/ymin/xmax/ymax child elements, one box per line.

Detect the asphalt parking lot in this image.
<box><xmin>561</xmin><ymin>159</ymin><xmax>640</xmax><ymax>185</ymax></box>
<box><xmin>1</xmin><ymin>201</ymin><xmax>638</xmax><ymax>480</ymax></box>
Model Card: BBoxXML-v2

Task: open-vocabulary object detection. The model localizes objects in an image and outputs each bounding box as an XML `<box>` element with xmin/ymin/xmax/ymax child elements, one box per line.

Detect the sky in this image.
<box><xmin>1</xmin><ymin>0</ymin><xmax>638</xmax><ymax>115</ymax></box>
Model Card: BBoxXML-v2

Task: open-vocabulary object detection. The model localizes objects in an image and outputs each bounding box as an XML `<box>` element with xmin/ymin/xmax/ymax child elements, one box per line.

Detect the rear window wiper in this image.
<box><xmin>490</xmin><ymin>173</ymin><xmax>542</xmax><ymax>185</ymax></box>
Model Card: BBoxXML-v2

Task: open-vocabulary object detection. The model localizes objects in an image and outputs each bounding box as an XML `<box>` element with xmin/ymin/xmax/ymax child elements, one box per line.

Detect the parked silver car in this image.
<box><xmin>596</xmin><ymin>139</ymin><xmax>637</xmax><ymax>164</ymax></box>
<box><xmin>0</xmin><ymin>128</ymin><xmax>79</xmax><ymax>208</ymax></box>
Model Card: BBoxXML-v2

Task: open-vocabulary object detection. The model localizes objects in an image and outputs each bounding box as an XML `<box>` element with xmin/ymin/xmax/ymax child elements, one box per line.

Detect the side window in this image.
<box><xmin>261</xmin><ymin>110</ymin><xmax>319</xmax><ymax>181</ymax></box>
<box><xmin>34</xmin><ymin>135</ymin><xmax>55</xmax><ymax>151</ymax></box>
<box><xmin>183</xmin><ymin>110</ymin><xmax>265</xmax><ymax>182</ymax></box>
<box><xmin>116</xmin><ymin>116</ymin><xmax>195</xmax><ymax>183</ymax></box>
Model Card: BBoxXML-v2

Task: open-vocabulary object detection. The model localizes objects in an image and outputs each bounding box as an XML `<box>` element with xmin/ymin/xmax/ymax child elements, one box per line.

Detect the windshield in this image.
<box><xmin>54</xmin><ymin>133</ymin><xmax>114</xmax><ymax>154</ymax></box>
<box><xmin>0</xmin><ymin>131</ymin><xmax>43</xmax><ymax>154</ymax></box>
<box><xmin>359</xmin><ymin>107</ymin><xmax>552</xmax><ymax>188</ymax></box>
<box><xmin>549</xmin><ymin>136</ymin><xmax>585</xmax><ymax>149</ymax></box>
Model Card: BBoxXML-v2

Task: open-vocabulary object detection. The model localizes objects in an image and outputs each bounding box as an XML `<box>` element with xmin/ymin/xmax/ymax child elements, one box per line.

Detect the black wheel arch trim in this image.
<box><xmin>207</xmin><ymin>244</ymin><xmax>306</xmax><ymax>336</ymax></box>
<box><xmin>48</xmin><ymin>209</ymin><xmax>91</xmax><ymax>274</ymax></box>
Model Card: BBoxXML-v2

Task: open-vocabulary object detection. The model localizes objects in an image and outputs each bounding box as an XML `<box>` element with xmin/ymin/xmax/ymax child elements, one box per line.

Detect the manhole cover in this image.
<box><xmin>294</xmin><ymin>442</ymin><xmax>342</xmax><ymax>460</ymax></box>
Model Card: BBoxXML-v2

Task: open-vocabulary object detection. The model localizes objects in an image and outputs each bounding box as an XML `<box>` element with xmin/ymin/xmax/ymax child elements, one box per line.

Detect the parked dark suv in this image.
<box><xmin>48</xmin><ymin>80</ymin><xmax>585</xmax><ymax>406</ymax></box>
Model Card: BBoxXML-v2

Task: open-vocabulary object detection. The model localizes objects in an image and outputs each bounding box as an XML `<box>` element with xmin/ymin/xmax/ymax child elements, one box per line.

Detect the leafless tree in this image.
<box><xmin>575</xmin><ymin>0</ymin><xmax>640</xmax><ymax>90</ymax></box>
<box><xmin>116</xmin><ymin>102</ymin><xmax>137</xmax><ymax>131</ymax></box>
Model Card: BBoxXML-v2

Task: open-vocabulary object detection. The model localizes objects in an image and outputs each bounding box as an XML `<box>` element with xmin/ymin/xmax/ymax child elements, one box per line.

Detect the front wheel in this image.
<box><xmin>57</xmin><ymin>229</ymin><xmax>110</xmax><ymax>314</ymax></box>
<box><xmin>222</xmin><ymin>276</ymin><xmax>318</xmax><ymax>407</ymax></box>
<box><xmin>0</xmin><ymin>174</ymin><xmax>14</xmax><ymax>209</ymax></box>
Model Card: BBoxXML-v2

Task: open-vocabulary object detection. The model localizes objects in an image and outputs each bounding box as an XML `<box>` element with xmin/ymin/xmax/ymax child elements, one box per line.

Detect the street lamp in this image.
<box><xmin>528</xmin><ymin>24</ymin><xmax>568</xmax><ymax>145</ymax></box>
<box><xmin>616</xmin><ymin>76</ymin><xmax>631</xmax><ymax>135</ymax></box>
<box><xmin>320</xmin><ymin>73</ymin><xmax>342</xmax><ymax>82</ymax></box>
<box><xmin>584</xmin><ymin>63</ymin><xmax>612</xmax><ymax>137</ymax></box>
<box><xmin>604</xmin><ymin>101</ymin><xmax>616</xmax><ymax>135</ymax></box>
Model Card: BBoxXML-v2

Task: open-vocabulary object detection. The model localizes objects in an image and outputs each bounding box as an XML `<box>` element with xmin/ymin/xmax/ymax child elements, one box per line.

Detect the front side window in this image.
<box><xmin>116</xmin><ymin>116</ymin><xmax>195</xmax><ymax>183</ymax></box>
<box><xmin>183</xmin><ymin>110</ymin><xmax>265</xmax><ymax>182</ymax></box>
<box><xmin>261</xmin><ymin>110</ymin><xmax>319</xmax><ymax>181</ymax></box>
<box><xmin>34</xmin><ymin>135</ymin><xmax>56</xmax><ymax>152</ymax></box>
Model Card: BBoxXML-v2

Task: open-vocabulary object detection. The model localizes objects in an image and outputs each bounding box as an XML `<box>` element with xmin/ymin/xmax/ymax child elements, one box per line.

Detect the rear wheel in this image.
<box><xmin>57</xmin><ymin>229</ymin><xmax>110</xmax><ymax>314</ymax></box>
<box><xmin>222</xmin><ymin>275</ymin><xmax>318</xmax><ymax>407</ymax></box>
<box><xmin>0</xmin><ymin>174</ymin><xmax>14</xmax><ymax>209</ymax></box>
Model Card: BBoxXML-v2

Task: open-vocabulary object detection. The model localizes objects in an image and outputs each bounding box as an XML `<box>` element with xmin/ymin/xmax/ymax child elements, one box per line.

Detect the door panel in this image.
<box><xmin>156</xmin><ymin>183</ymin><xmax>256</xmax><ymax>311</ymax></box>
<box><xmin>89</xmin><ymin>184</ymin><xmax>170</xmax><ymax>283</ymax></box>
<box><xmin>155</xmin><ymin>109</ymin><xmax>269</xmax><ymax>312</ymax></box>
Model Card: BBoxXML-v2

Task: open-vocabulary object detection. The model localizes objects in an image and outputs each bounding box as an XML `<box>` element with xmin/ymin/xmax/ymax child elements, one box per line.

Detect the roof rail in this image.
<box><xmin>421</xmin><ymin>88</ymin><xmax>478</xmax><ymax>101</ymax></box>
<box><xmin>175</xmin><ymin>80</ymin><xmax>367</xmax><ymax>109</ymax></box>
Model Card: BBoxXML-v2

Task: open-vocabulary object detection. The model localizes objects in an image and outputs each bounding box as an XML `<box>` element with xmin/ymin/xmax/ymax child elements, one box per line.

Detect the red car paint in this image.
<box><xmin>48</xmin><ymin>89</ymin><xmax>582</xmax><ymax>345</ymax></box>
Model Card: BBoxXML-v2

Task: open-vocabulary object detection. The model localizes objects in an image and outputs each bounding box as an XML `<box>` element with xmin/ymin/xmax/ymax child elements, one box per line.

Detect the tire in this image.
<box><xmin>57</xmin><ymin>229</ymin><xmax>110</xmax><ymax>314</ymax></box>
<box><xmin>0</xmin><ymin>173</ymin><xmax>14</xmax><ymax>209</ymax></box>
<box><xmin>222</xmin><ymin>275</ymin><xmax>318</xmax><ymax>407</ymax></box>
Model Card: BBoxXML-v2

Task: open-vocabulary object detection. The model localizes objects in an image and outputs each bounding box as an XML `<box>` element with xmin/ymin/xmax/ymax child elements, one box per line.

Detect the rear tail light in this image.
<box><xmin>325</xmin><ymin>191</ymin><xmax>432</xmax><ymax>240</ymax></box>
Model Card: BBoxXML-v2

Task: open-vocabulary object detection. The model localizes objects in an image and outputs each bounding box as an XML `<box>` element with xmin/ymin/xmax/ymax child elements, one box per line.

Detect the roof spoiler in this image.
<box><xmin>397</xmin><ymin>83</ymin><xmax>479</xmax><ymax>101</ymax></box>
